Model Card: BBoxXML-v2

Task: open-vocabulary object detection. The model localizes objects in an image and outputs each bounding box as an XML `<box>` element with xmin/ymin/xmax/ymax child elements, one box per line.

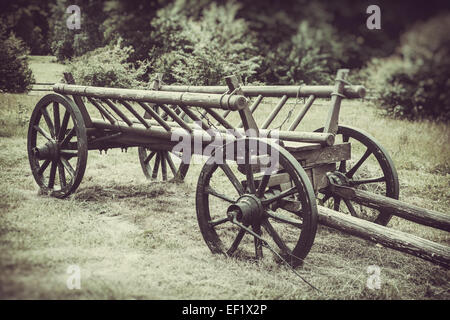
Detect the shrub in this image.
<box><xmin>151</xmin><ymin>1</ymin><xmax>262</xmax><ymax>85</ymax></box>
<box><xmin>49</xmin><ymin>0</ymin><xmax>106</xmax><ymax>61</ymax></box>
<box><xmin>368</xmin><ymin>14</ymin><xmax>450</xmax><ymax>121</ymax></box>
<box><xmin>0</xmin><ymin>32</ymin><xmax>34</xmax><ymax>93</ymax></box>
<box><xmin>263</xmin><ymin>21</ymin><xmax>343</xmax><ymax>85</ymax></box>
<box><xmin>67</xmin><ymin>41</ymin><xmax>150</xmax><ymax>88</ymax></box>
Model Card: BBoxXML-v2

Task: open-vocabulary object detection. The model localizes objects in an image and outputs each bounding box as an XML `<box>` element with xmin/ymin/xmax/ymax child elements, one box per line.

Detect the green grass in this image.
<box><xmin>0</xmin><ymin>57</ymin><xmax>449</xmax><ymax>299</ymax></box>
<box><xmin>28</xmin><ymin>56</ymin><xmax>66</xmax><ymax>83</ymax></box>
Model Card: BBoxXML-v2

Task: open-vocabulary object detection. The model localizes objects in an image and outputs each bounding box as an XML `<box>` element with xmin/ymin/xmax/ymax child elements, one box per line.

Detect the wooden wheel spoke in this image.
<box><xmin>219</xmin><ymin>163</ymin><xmax>244</xmax><ymax>195</ymax></box>
<box><xmin>253</xmin><ymin>225</ymin><xmax>263</xmax><ymax>259</ymax></box>
<box><xmin>53</xmin><ymin>103</ymin><xmax>60</xmax><ymax>139</ymax></box>
<box><xmin>152</xmin><ymin>153</ymin><xmax>161</xmax><ymax>179</ymax></box>
<box><xmin>350</xmin><ymin>176</ymin><xmax>386</xmax><ymax>186</ymax></box>
<box><xmin>262</xmin><ymin>187</ymin><xmax>297</xmax><ymax>205</ymax></box>
<box><xmin>60</xmin><ymin>128</ymin><xmax>76</xmax><ymax>147</ymax></box>
<box><xmin>37</xmin><ymin>159</ymin><xmax>51</xmax><ymax>175</ymax></box>
<box><xmin>166</xmin><ymin>152</ymin><xmax>178</xmax><ymax>176</ymax></box>
<box><xmin>41</xmin><ymin>107</ymin><xmax>55</xmax><ymax>138</ymax></box>
<box><xmin>57</xmin><ymin>161</ymin><xmax>66</xmax><ymax>187</ymax></box>
<box><xmin>338</xmin><ymin>160</ymin><xmax>346</xmax><ymax>172</ymax></box>
<box><xmin>265</xmin><ymin>209</ymin><xmax>303</xmax><ymax>228</ymax></box>
<box><xmin>48</xmin><ymin>161</ymin><xmax>57</xmax><ymax>188</ymax></box>
<box><xmin>208</xmin><ymin>216</ymin><xmax>230</xmax><ymax>228</ymax></box>
<box><xmin>320</xmin><ymin>193</ymin><xmax>332</xmax><ymax>205</ymax></box>
<box><xmin>333</xmin><ymin>196</ymin><xmax>341</xmax><ymax>211</ymax></box>
<box><xmin>256</xmin><ymin>174</ymin><xmax>271</xmax><ymax>198</ymax></box>
<box><xmin>33</xmin><ymin>125</ymin><xmax>52</xmax><ymax>141</ymax></box>
<box><xmin>244</xmin><ymin>162</ymin><xmax>256</xmax><ymax>194</ymax></box>
<box><xmin>58</xmin><ymin>110</ymin><xmax>70</xmax><ymax>141</ymax></box>
<box><xmin>161</xmin><ymin>152</ymin><xmax>168</xmax><ymax>181</ymax></box>
<box><xmin>226</xmin><ymin>228</ymin><xmax>246</xmax><ymax>256</ymax></box>
<box><xmin>60</xmin><ymin>157</ymin><xmax>75</xmax><ymax>179</ymax></box>
<box><xmin>205</xmin><ymin>186</ymin><xmax>235</xmax><ymax>203</ymax></box>
<box><xmin>144</xmin><ymin>150</ymin><xmax>156</xmax><ymax>165</ymax></box>
<box><xmin>346</xmin><ymin>148</ymin><xmax>372</xmax><ymax>178</ymax></box>
<box><xmin>343</xmin><ymin>199</ymin><xmax>358</xmax><ymax>217</ymax></box>
<box><xmin>261</xmin><ymin>219</ymin><xmax>290</xmax><ymax>255</ymax></box>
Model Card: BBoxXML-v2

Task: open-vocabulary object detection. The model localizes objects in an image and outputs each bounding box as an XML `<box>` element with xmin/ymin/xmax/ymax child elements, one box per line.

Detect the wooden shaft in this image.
<box><xmin>90</xmin><ymin>119</ymin><xmax>236</xmax><ymax>145</ymax></box>
<box><xmin>225</xmin><ymin>76</ymin><xmax>259</xmax><ymax>134</ymax></box>
<box><xmin>118</xmin><ymin>100</ymin><xmax>150</xmax><ymax>129</ymax></box>
<box><xmin>324</xmin><ymin>69</ymin><xmax>348</xmax><ymax>134</ymax></box>
<box><xmin>63</xmin><ymin>72</ymin><xmax>93</xmax><ymax>127</ymax></box>
<box><xmin>317</xmin><ymin>205</ymin><xmax>450</xmax><ymax>268</ymax></box>
<box><xmin>261</xmin><ymin>95</ymin><xmax>288</xmax><ymax>129</ymax></box>
<box><xmin>140</xmin><ymin>118</ymin><xmax>332</xmax><ymax>144</ymax></box>
<box><xmin>138</xmin><ymin>102</ymin><xmax>172</xmax><ymax>132</ymax></box>
<box><xmin>102</xmin><ymin>99</ymin><xmax>134</xmax><ymax>127</ymax></box>
<box><xmin>331</xmin><ymin>185</ymin><xmax>450</xmax><ymax>232</ymax></box>
<box><xmin>159</xmin><ymin>104</ymin><xmax>193</xmax><ymax>133</ymax></box>
<box><xmin>157</xmin><ymin>85</ymin><xmax>366</xmax><ymax>99</ymax></box>
<box><xmin>267</xmin><ymin>130</ymin><xmax>334</xmax><ymax>146</ymax></box>
<box><xmin>238</xmin><ymin>95</ymin><xmax>263</xmax><ymax>128</ymax></box>
<box><xmin>87</xmin><ymin>98</ymin><xmax>116</xmax><ymax>124</ymax></box>
<box><xmin>250</xmin><ymin>94</ymin><xmax>264</xmax><ymax>113</ymax></box>
<box><xmin>204</xmin><ymin>108</ymin><xmax>235</xmax><ymax>130</ymax></box>
<box><xmin>287</xmin><ymin>95</ymin><xmax>316</xmax><ymax>131</ymax></box>
<box><xmin>176</xmin><ymin>105</ymin><xmax>212</xmax><ymax>134</ymax></box>
<box><xmin>53</xmin><ymin>84</ymin><xmax>248</xmax><ymax>111</ymax></box>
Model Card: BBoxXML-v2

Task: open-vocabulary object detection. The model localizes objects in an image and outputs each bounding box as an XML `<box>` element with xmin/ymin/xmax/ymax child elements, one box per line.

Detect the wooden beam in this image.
<box><xmin>330</xmin><ymin>185</ymin><xmax>450</xmax><ymax>232</ymax></box>
<box><xmin>225</xmin><ymin>76</ymin><xmax>258</xmax><ymax>134</ymax></box>
<box><xmin>324</xmin><ymin>69</ymin><xmax>348</xmax><ymax>134</ymax></box>
<box><xmin>158</xmin><ymin>85</ymin><xmax>367</xmax><ymax>99</ymax></box>
<box><xmin>261</xmin><ymin>95</ymin><xmax>288</xmax><ymax>129</ymax></box>
<box><xmin>317</xmin><ymin>205</ymin><xmax>450</xmax><ymax>268</ymax></box>
<box><xmin>288</xmin><ymin>95</ymin><xmax>315</xmax><ymax>131</ymax></box>
<box><xmin>53</xmin><ymin>84</ymin><xmax>249</xmax><ymax>111</ymax></box>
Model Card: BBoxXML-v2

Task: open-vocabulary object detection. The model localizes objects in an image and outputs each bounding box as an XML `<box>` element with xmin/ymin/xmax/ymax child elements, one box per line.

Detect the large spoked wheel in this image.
<box><xmin>138</xmin><ymin>148</ymin><xmax>190</xmax><ymax>181</ymax></box>
<box><xmin>196</xmin><ymin>138</ymin><xmax>318</xmax><ymax>267</ymax></box>
<box><xmin>27</xmin><ymin>94</ymin><xmax>88</xmax><ymax>198</ymax></box>
<box><xmin>315</xmin><ymin>125</ymin><xmax>399</xmax><ymax>225</ymax></box>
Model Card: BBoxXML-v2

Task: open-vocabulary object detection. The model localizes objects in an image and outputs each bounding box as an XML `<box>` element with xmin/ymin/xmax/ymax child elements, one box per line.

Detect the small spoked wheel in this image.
<box><xmin>27</xmin><ymin>94</ymin><xmax>88</xmax><ymax>198</ymax></box>
<box><xmin>315</xmin><ymin>125</ymin><xmax>399</xmax><ymax>225</ymax></box>
<box><xmin>138</xmin><ymin>148</ymin><xmax>190</xmax><ymax>181</ymax></box>
<box><xmin>196</xmin><ymin>138</ymin><xmax>318</xmax><ymax>267</ymax></box>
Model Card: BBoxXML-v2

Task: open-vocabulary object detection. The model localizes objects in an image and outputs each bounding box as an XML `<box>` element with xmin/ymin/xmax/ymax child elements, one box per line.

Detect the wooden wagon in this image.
<box><xmin>27</xmin><ymin>69</ymin><xmax>450</xmax><ymax>271</ymax></box>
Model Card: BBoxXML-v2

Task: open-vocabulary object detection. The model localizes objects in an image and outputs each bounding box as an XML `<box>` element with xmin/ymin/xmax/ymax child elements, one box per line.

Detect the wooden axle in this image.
<box><xmin>53</xmin><ymin>84</ymin><xmax>249</xmax><ymax>111</ymax></box>
<box><xmin>157</xmin><ymin>84</ymin><xmax>366</xmax><ymax>99</ymax></box>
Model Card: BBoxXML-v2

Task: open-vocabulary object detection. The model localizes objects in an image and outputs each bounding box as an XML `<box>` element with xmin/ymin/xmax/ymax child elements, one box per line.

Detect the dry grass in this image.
<box><xmin>0</xmin><ymin>58</ymin><xmax>449</xmax><ymax>299</ymax></box>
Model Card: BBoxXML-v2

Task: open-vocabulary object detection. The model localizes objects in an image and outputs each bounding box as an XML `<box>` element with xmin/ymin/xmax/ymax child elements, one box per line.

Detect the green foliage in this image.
<box><xmin>0</xmin><ymin>31</ymin><xmax>34</xmax><ymax>93</ymax></box>
<box><xmin>49</xmin><ymin>0</ymin><xmax>106</xmax><ymax>61</ymax></box>
<box><xmin>151</xmin><ymin>1</ymin><xmax>262</xmax><ymax>85</ymax></box>
<box><xmin>67</xmin><ymin>41</ymin><xmax>149</xmax><ymax>88</ymax></box>
<box><xmin>264</xmin><ymin>21</ymin><xmax>343</xmax><ymax>85</ymax></box>
<box><xmin>368</xmin><ymin>14</ymin><xmax>450</xmax><ymax>121</ymax></box>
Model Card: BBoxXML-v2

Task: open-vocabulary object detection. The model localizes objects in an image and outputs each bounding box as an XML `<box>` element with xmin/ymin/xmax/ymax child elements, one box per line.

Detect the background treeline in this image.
<box><xmin>1</xmin><ymin>0</ymin><xmax>449</xmax><ymax>120</ymax></box>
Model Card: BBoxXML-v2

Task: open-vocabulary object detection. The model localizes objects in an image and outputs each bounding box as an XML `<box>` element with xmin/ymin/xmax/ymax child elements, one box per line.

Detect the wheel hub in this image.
<box><xmin>227</xmin><ymin>194</ymin><xmax>263</xmax><ymax>225</ymax></box>
<box><xmin>326</xmin><ymin>171</ymin><xmax>350</xmax><ymax>187</ymax></box>
<box><xmin>32</xmin><ymin>140</ymin><xmax>59</xmax><ymax>160</ymax></box>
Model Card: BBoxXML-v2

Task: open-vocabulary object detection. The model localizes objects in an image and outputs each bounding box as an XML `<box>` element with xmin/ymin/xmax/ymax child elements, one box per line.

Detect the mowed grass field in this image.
<box><xmin>0</xmin><ymin>56</ymin><xmax>449</xmax><ymax>299</ymax></box>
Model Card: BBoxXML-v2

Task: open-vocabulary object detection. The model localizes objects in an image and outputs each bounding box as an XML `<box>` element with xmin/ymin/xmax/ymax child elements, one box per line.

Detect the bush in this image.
<box><xmin>368</xmin><ymin>14</ymin><xmax>450</xmax><ymax>121</ymax></box>
<box><xmin>0</xmin><ymin>31</ymin><xmax>34</xmax><ymax>93</ymax></box>
<box><xmin>67</xmin><ymin>41</ymin><xmax>150</xmax><ymax>88</ymax></box>
<box><xmin>151</xmin><ymin>1</ymin><xmax>262</xmax><ymax>85</ymax></box>
<box><xmin>263</xmin><ymin>21</ymin><xmax>343</xmax><ymax>85</ymax></box>
<box><xmin>49</xmin><ymin>0</ymin><xmax>106</xmax><ymax>61</ymax></box>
